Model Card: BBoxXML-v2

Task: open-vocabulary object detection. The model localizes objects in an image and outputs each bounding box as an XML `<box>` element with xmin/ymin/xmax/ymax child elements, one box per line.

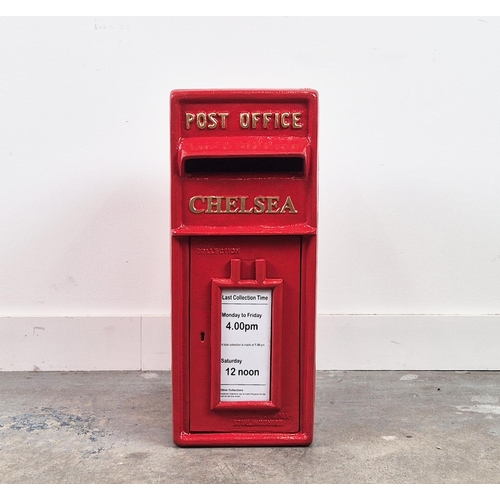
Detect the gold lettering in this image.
<box><xmin>280</xmin><ymin>112</ymin><xmax>290</xmax><ymax>128</ymax></box>
<box><xmin>189</xmin><ymin>196</ymin><xmax>205</xmax><ymax>213</ymax></box>
<box><xmin>207</xmin><ymin>112</ymin><xmax>217</xmax><ymax>129</ymax></box>
<box><xmin>219</xmin><ymin>112</ymin><xmax>229</xmax><ymax>129</ymax></box>
<box><xmin>240</xmin><ymin>113</ymin><xmax>250</xmax><ymax>129</ymax></box>
<box><xmin>225</xmin><ymin>196</ymin><xmax>239</xmax><ymax>213</ymax></box>
<box><xmin>185</xmin><ymin>113</ymin><xmax>195</xmax><ymax>129</ymax></box>
<box><xmin>280</xmin><ymin>196</ymin><xmax>298</xmax><ymax>213</ymax></box>
<box><xmin>267</xmin><ymin>196</ymin><xmax>280</xmax><ymax>213</ymax></box>
<box><xmin>292</xmin><ymin>112</ymin><xmax>302</xmax><ymax>129</ymax></box>
<box><xmin>196</xmin><ymin>113</ymin><xmax>207</xmax><ymax>129</ymax></box>
<box><xmin>186</xmin><ymin>111</ymin><xmax>302</xmax><ymax>130</ymax></box>
<box><xmin>205</xmin><ymin>196</ymin><xmax>223</xmax><ymax>213</ymax></box>
<box><xmin>253</xmin><ymin>196</ymin><xmax>266</xmax><ymax>214</ymax></box>
<box><xmin>240</xmin><ymin>196</ymin><xmax>253</xmax><ymax>214</ymax></box>
<box><xmin>188</xmin><ymin>195</ymin><xmax>298</xmax><ymax>215</ymax></box>
<box><xmin>262</xmin><ymin>113</ymin><xmax>272</xmax><ymax>129</ymax></box>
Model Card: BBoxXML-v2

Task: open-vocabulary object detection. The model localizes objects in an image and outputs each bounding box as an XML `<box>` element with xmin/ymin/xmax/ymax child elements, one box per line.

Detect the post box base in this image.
<box><xmin>174</xmin><ymin>431</ymin><xmax>313</xmax><ymax>448</ymax></box>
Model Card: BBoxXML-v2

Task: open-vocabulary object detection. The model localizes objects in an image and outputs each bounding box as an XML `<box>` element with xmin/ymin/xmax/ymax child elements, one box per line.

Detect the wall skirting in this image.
<box><xmin>0</xmin><ymin>317</ymin><xmax>170</xmax><ymax>372</ymax></box>
<box><xmin>316</xmin><ymin>315</ymin><xmax>500</xmax><ymax>370</ymax></box>
<box><xmin>1</xmin><ymin>315</ymin><xmax>499</xmax><ymax>371</ymax></box>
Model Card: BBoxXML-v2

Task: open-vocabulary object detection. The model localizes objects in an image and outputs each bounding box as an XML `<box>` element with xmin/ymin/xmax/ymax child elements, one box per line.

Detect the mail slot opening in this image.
<box><xmin>184</xmin><ymin>156</ymin><xmax>304</xmax><ymax>175</ymax></box>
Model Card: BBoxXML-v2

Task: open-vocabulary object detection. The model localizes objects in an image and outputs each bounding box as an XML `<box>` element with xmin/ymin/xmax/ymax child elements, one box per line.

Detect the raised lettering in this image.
<box><xmin>185</xmin><ymin>113</ymin><xmax>195</xmax><ymax>129</ymax></box>
<box><xmin>251</xmin><ymin>113</ymin><xmax>261</xmax><ymax>129</ymax></box>
<box><xmin>281</xmin><ymin>112</ymin><xmax>290</xmax><ymax>128</ymax></box>
<box><xmin>225</xmin><ymin>196</ymin><xmax>239</xmax><ymax>213</ymax></box>
<box><xmin>219</xmin><ymin>112</ymin><xmax>229</xmax><ymax>129</ymax></box>
<box><xmin>207</xmin><ymin>112</ymin><xmax>218</xmax><ymax>129</ymax></box>
<box><xmin>262</xmin><ymin>113</ymin><xmax>272</xmax><ymax>129</ymax></box>
<box><xmin>240</xmin><ymin>112</ymin><xmax>250</xmax><ymax>129</ymax></box>
<box><xmin>189</xmin><ymin>196</ymin><xmax>205</xmax><ymax>213</ymax></box>
<box><xmin>240</xmin><ymin>196</ymin><xmax>253</xmax><ymax>214</ymax></box>
<box><xmin>280</xmin><ymin>196</ymin><xmax>298</xmax><ymax>213</ymax></box>
<box><xmin>185</xmin><ymin>111</ymin><xmax>303</xmax><ymax>130</ymax></box>
<box><xmin>196</xmin><ymin>113</ymin><xmax>207</xmax><ymax>129</ymax></box>
<box><xmin>292</xmin><ymin>112</ymin><xmax>302</xmax><ymax>129</ymax></box>
<box><xmin>205</xmin><ymin>196</ymin><xmax>223</xmax><ymax>213</ymax></box>
<box><xmin>253</xmin><ymin>196</ymin><xmax>266</xmax><ymax>214</ymax></box>
<box><xmin>188</xmin><ymin>195</ymin><xmax>298</xmax><ymax>214</ymax></box>
<box><xmin>267</xmin><ymin>196</ymin><xmax>280</xmax><ymax>213</ymax></box>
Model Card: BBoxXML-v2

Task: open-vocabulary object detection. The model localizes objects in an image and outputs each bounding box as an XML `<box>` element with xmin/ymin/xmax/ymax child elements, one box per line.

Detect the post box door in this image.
<box><xmin>189</xmin><ymin>235</ymin><xmax>301</xmax><ymax>433</ymax></box>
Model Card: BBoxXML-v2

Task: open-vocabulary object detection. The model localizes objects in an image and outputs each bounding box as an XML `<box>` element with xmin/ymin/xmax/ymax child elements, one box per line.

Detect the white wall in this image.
<box><xmin>1</xmin><ymin>17</ymin><xmax>500</xmax><ymax>370</ymax></box>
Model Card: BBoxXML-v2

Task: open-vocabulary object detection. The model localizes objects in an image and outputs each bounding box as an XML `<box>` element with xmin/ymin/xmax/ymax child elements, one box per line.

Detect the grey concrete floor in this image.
<box><xmin>1</xmin><ymin>370</ymin><xmax>500</xmax><ymax>483</ymax></box>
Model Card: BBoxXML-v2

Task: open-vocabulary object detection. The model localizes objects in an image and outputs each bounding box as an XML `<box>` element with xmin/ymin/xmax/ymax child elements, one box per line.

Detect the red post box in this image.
<box><xmin>170</xmin><ymin>89</ymin><xmax>318</xmax><ymax>446</ymax></box>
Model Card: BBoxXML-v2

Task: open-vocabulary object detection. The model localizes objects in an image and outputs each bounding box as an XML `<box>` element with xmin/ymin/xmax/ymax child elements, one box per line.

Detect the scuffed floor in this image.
<box><xmin>1</xmin><ymin>371</ymin><xmax>500</xmax><ymax>483</ymax></box>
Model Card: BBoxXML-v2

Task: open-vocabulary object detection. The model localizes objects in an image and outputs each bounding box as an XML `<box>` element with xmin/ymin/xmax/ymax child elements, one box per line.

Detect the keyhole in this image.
<box><xmin>200</xmin><ymin>331</ymin><xmax>205</xmax><ymax>342</ymax></box>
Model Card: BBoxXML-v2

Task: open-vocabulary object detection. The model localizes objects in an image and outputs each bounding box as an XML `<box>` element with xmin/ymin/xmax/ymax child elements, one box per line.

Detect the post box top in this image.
<box><xmin>170</xmin><ymin>89</ymin><xmax>318</xmax><ymax>236</ymax></box>
<box><xmin>171</xmin><ymin>88</ymin><xmax>318</xmax><ymax>102</ymax></box>
<box><xmin>171</xmin><ymin>89</ymin><xmax>318</xmax><ymax>140</ymax></box>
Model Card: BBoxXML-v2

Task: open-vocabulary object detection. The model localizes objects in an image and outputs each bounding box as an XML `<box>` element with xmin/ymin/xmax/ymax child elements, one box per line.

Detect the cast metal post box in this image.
<box><xmin>170</xmin><ymin>89</ymin><xmax>318</xmax><ymax>446</ymax></box>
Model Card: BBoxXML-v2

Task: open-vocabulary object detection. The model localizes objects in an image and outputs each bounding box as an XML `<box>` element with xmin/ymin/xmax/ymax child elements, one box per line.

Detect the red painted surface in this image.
<box><xmin>171</xmin><ymin>89</ymin><xmax>318</xmax><ymax>446</ymax></box>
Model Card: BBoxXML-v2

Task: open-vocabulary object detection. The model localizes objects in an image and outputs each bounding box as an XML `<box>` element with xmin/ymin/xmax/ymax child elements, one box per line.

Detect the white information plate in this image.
<box><xmin>220</xmin><ymin>288</ymin><xmax>272</xmax><ymax>402</ymax></box>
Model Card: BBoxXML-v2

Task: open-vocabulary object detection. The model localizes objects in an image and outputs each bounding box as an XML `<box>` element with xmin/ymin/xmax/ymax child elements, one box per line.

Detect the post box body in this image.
<box><xmin>170</xmin><ymin>89</ymin><xmax>317</xmax><ymax>446</ymax></box>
